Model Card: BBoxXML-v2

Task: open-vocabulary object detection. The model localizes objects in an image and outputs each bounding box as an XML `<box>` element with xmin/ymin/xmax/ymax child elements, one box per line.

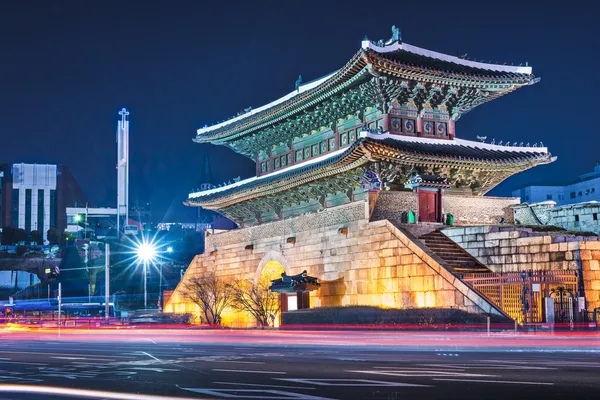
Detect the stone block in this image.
<box><xmin>518</xmin><ymin>236</ymin><xmax>544</xmax><ymax>246</ymax></box>
<box><xmin>411</xmin><ymin>276</ymin><xmax>424</xmax><ymax>292</ymax></box>
<box><xmin>586</xmin><ymin>260</ymin><xmax>600</xmax><ymax>270</ymax></box>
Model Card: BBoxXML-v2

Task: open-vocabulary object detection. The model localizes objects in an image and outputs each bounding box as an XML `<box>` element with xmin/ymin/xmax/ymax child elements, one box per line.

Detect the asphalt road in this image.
<box><xmin>0</xmin><ymin>329</ymin><xmax>599</xmax><ymax>399</ymax></box>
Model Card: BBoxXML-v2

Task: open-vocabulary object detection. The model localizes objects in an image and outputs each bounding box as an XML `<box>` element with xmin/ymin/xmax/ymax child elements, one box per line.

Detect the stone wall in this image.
<box><xmin>442</xmin><ymin>225</ymin><xmax>600</xmax><ymax>273</ymax></box>
<box><xmin>370</xmin><ymin>190</ymin><xmax>518</xmax><ymax>225</ymax></box>
<box><xmin>512</xmin><ymin>201</ymin><xmax>555</xmax><ymax>225</ymax></box>
<box><xmin>579</xmin><ymin>241</ymin><xmax>600</xmax><ymax>311</ymax></box>
<box><xmin>443</xmin><ymin>195</ymin><xmax>518</xmax><ymax>225</ymax></box>
<box><xmin>370</xmin><ymin>191</ymin><xmax>418</xmax><ymax>222</ymax></box>
<box><xmin>551</xmin><ymin>202</ymin><xmax>600</xmax><ymax>235</ymax></box>
<box><xmin>166</xmin><ymin>201</ymin><xmax>503</xmax><ymax>326</ymax></box>
<box><xmin>511</xmin><ymin>201</ymin><xmax>600</xmax><ymax>236</ymax></box>
<box><xmin>444</xmin><ymin>225</ymin><xmax>600</xmax><ymax>311</ymax></box>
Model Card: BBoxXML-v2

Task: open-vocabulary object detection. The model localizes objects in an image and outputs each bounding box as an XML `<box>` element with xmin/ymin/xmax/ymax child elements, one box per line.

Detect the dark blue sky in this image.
<box><xmin>0</xmin><ymin>0</ymin><xmax>595</xmax><ymax>222</ymax></box>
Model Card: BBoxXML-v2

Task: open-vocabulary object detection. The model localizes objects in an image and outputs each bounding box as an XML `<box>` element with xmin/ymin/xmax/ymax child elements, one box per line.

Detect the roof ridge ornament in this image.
<box><xmin>390</xmin><ymin>25</ymin><xmax>402</xmax><ymax>44</ymax></box>
<box><xmin>295</xmin><ymin>74</ymin><xmax>303</xmax><ymax>91</ymax></box>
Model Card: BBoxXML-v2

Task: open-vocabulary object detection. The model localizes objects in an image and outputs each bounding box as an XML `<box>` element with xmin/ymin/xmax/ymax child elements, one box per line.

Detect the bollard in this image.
<box><xmin>514</xmin><ymin>319</ymin><xmax>518</xmax><ymax>333</ymax></box>
<box><xmin>487</xmin><ymin>316</ymin><xmax>491</xmax><ymax>336</ymax></box>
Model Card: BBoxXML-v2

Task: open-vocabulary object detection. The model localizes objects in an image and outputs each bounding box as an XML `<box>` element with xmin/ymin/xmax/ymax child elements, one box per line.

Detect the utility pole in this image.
<box><xmin>105</xmin><ymin>244</ymin><xmax>110</xmax><ymax>322</ymax></box>
<box><xmin>143</xmin><ymin>260</ymin><xmax>148</xmax><ymax>311</ymax></box>
<box><xmin>57</xmin><ymin>282</ymin><xmax>62</xmax><ymax>328</ymax></box>
<box><xmin>85</xmin><ymin>202</ymin><xmax>89</xmax><ymax>240</ymax></box>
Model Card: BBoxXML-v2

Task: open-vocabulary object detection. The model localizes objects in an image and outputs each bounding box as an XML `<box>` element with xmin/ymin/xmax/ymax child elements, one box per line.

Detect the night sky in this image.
<box><xmin>0</xmin><ymin>0</ymin><xmax>595</xmax><ymax>223</ymax></box>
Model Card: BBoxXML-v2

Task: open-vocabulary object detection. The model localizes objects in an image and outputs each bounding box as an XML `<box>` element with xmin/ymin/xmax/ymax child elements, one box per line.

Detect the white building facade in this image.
<box><xmin>10</xmin><ymin>163</ymin><xmax>57</xmax><ymax>241</ymax></box>
<box><xmin>513</xmin><ymin>163</ymin><xmax>600</xmax><ymax>206</ymax></box>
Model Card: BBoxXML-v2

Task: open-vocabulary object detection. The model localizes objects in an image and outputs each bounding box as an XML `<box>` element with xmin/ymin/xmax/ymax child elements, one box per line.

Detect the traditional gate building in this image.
<box><xmin>163</xmin><ymin>29</ymin><xmax>600</xmax><ymax>326</ymax></box>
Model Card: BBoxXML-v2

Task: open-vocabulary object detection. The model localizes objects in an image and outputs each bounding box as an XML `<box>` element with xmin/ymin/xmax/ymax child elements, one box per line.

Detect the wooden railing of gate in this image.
<box><xmin>461</xmin><ymin>271</ymin><xmax>578</xmax><ymax>323</ymax></box>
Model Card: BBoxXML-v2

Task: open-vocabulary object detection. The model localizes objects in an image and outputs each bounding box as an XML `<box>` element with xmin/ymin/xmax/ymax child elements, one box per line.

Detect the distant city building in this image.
<box><xmin>130</xmin><ymin>202</ymin><xmax>151</xmax><ymax>224</ymax></box>
<box><xmin>0</xmin><ymin>163</ymin><xmax>87</xmax><ymax>241</ymax></box>
<box><xmin>513</xmin><ymin>163</ymin><xmax>600</xmax><ymax>206</ymax></box>
<box><xmin>65</xmin><ymin>207</ymin><xmax>118</xmax><ymax>239</ymax></box>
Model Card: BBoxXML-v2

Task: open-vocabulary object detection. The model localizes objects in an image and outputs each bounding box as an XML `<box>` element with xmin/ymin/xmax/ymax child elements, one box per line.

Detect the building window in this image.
<box><xmin>25</xmin><ymin>189</ymin><xmax>31</xmax><ymax>234</ymax></box>
<box><xmin>50</xmin><ymin>189</ymin><xmax>56</xmax><ymax>228</ymax></box>
<box><xmin>340</xmin><ymin>133</ymin><xmax>348</xmax><ymax>146</ymax></box>
<box><xmin>320</xmin><ymin>141</ymin><xmax>327</xmax><ymax>154</ymax></box>
<box><xmin>436</xmin><ymin>122</ymin><xmax>447</xmax><ymax>136</ymax></box>
<box><xmin>11</xmin><ymin>188</ymin><xmax>19</xmax><ymax>228</ymax></box>
<box><xmin>37</xmin><ymin>189</ymin><xmax>44</xmax><ymax>236</ymax></box>
<box><xmin>593</xmin><ymin>188</ymin><xmax>596</xmax><ymax>193</ymax></box>
<box><xmin>594</xmin><ymin>213</ymin><xmax>598</xmax><ymax>221</ymax></box>
<box><xmin>546</xmin><ymin>194</ymin><xmax>553</xmax><ymax>200</ymax></box>
<box><xmin>575</xmin><ymin>215</ymin><xmax>580</xmax><ymax>222</ymax></box>
<box><xmin>403</xmin><ymin>119</ymin><xmax>415</xmax><ymax>133</ymax></box>
<box><xmin>328</xmin><ymin>138</ymin><xmax>336</xmax><ymax>151</ymax></box>
<box><xmin>524</xmin><ymin>195</ymin><xmax>529</xmax><ymax>201</ymax></box>
<box><xmin>424</xmin><ymin>121</ymin><xmax>434</xmax><ymax>135</ymax></box>
<box><xmin>586</xmin><ymin>189</ymin><xmax>590</xmax><ymax>195</ymax></box>
<box><xmin>570</xmin><ymin>192</ymin><xmax>576</xmax><ymax>199</ymax></box>
<box><xmin>295</xmin><ymin>150</ymin><xmax>303</xmax><ymax>162</ymax></box>
<box><xmin>578</xmin><ymin>191</ymin><xmax>583</xmax><ymax>197</ymax></box>
<box><xmin>558</xmin><ymin>194</ymin><xmax>564</xmax><ymax>200</ymax></box>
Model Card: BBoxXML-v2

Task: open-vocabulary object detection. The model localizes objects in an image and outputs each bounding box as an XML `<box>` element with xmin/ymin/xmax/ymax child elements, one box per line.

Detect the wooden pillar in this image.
<box><xmin>448</xmin><ymin>120</ymin><xmax>456</xmax><ymax>140</ymax></box>
<box><xmin>416</xmin><ymin>118</ymin><xmax>424</xmax><ymax>137</ymax></box>
<box><xmin>297</xmin><ymin>291</ymin><xmax>310</xmax><ymax>309</ymax></box>
<box><xmin>279</xmin><ymin>293</ymin><xmax>288</xmax><ymax>313</ymax></box>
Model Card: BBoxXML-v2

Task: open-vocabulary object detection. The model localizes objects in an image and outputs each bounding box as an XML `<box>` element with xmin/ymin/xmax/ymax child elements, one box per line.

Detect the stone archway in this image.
<box><xmin>254</xmin><ymin>251</ymin><xmax>291</xmax><ymax>326</ymax></box>
<box><xmin>254</xmin><ymin>250</ymin><xmax>290</xmax><ymax>286</ymax></box>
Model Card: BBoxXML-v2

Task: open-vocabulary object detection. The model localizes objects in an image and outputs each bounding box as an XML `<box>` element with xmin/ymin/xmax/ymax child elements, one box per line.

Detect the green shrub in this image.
<box><xmin>282</xmin><ymin>306</ymin><xmax>509</xmax><ymax>326</ymax></box>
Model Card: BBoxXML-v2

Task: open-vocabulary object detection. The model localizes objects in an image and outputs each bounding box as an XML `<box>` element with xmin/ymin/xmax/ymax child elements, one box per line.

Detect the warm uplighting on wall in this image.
<box><xmin>245</xmin><ymin>244</ymin><xmax>254</xmax><ymax>251</ymax></box>
<box><xmin>210</xmin><ymin>250</ymin><xmax>218</xmax><ymax>257</ymax></box>
<box><xmin>286</xmin><ymin>237</ymin><xmax>296</xmax><ymax>245</ymax></box>
<box><xmin>338</xmin><ymin>227</ymin><xmax>349</xmax><ymax>235</ymax></box>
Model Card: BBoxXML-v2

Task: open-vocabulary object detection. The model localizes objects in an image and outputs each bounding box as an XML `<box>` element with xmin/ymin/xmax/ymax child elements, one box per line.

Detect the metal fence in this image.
<box><xmin>461</xmin><ymin>270</ymin><xmax>579</xmax><ymax>323</ymax></box>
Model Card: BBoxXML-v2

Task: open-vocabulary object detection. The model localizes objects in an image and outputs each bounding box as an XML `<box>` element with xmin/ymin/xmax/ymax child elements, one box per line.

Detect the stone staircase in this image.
<box><xmin>393</xmin><ymin>222</ymin><xmax>443</xmax><ymax>239</ymax></box>
<box><xmin>418</xmin><ymin>230</ymin><xmax>491</xmax><ymax>273</ymax></box>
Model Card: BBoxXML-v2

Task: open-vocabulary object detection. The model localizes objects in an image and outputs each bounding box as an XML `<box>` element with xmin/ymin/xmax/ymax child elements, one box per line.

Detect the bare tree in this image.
<box><xmin>230</xmin><ymin>275</ymin><xmax>280</xmax><ymax>327</ymax></box>
<box><xmin>183</xmin><ymin>271</ymin><xmax>233</xmax><ymax>325</ymax></box>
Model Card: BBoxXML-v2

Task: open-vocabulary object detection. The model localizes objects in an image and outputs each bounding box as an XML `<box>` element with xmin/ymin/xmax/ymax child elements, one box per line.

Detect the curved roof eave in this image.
<box><xmin>194</xmin><ymin>39</ymin><xmax>536</xmax><ymax>141</ymax></box>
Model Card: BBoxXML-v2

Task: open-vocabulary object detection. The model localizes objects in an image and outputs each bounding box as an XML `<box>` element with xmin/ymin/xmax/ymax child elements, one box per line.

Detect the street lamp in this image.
<box><xmin>136</xmin><ymin>242</ymin><xmax>157</xmax><ymax>310</ymax></box>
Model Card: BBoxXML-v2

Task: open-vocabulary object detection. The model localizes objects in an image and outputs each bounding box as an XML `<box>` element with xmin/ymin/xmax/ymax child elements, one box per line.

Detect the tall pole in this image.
<box><xmin>159</xmin><ymin>262</ymin><xmax>163</xmax><ymax>311</ymax></box>
<box><xmin>105</xmin><ymin>244</ymin><xmax>110</xmax><ymax>322</ymax></box>
<box><xmin>85</xmin><ymin>202</ymin><xmax>89</xmax><ymax>240</ymax></box>
<box><xmin>117</xmin><ymin>108</ymin><xmax>130</xmax><ymax>237</ymax></box>
<box><xmin>57</xmin><ymin>282</ymin><xmax>62</xmax><ymax>328</ymax></box>
<box><xmin>143</xmin><ymin>260</ymin><xmax>147</xmax><ymax>311</ymax></box>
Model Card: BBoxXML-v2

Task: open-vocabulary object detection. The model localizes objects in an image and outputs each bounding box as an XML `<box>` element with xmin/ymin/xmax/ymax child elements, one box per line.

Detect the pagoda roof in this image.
<box><xmin>187</xmin><ymin>133</ymin><xmax>554</xmax><ymax>211</ymax></box>
<box><xmin>194</xmin><ymin>34</ymin><xmax>536</xmax><ymax>148</ymax></box>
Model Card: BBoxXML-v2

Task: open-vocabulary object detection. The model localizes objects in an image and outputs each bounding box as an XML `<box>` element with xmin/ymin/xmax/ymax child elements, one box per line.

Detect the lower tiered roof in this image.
<box><xmin>187</xmin><ymin>133</ymin><xmax>554</xmax><ymax>225</ymax></box>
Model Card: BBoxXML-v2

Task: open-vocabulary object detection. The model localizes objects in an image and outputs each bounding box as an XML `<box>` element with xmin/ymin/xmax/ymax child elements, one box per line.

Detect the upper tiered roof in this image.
<box><xmin>194</xmin><ymin>28</ymin><xmax>537</xmax><ymax>158</ymax></box>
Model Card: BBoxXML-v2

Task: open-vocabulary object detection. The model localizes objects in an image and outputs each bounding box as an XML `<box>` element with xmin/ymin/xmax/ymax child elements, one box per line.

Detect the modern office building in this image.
<box><xmin>513</xmin><ymin>163</ymin><xmax>600</xmax><ymax>206</ymax></box>
<box><xmin>0</xmin><ymin>163</ymin><xmax>87</xmax><ymax>241</ymax></box>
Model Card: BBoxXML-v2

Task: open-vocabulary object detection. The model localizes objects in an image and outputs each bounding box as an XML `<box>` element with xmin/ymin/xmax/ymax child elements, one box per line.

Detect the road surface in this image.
<box><xmin>0</xmin><ymin>328</ymin><xmax>599</xmax><ymax>399</ymax></box>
